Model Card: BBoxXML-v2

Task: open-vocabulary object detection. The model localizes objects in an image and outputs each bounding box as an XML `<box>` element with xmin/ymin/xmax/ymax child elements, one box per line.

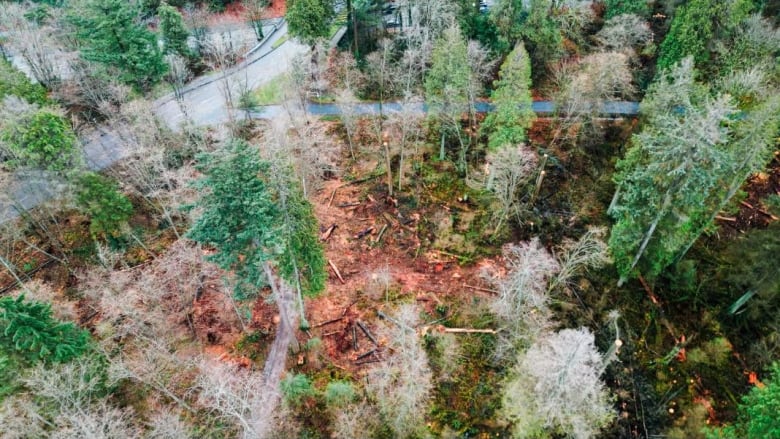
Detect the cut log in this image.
<box><xmin>356</xmin><ymin>349</ymin><xmax>376</xmax><ymax>360</ymax></box>
<box><xmin>327</xmin><ymin>188</ymin><xmax>337</xmax><ymax>207</ymax></box>
<box><xmin>464</xmin><ymin>284</ymin><xmax>498</xmax><ymax>294</ymax></box>
<box><xmin>356</xmin><ymin>320</ymin><xmax>378</xmax><ymax>345</ymax></box>
<box><xmin>328</xmin><ymin>260</ymin><xmax>345</xmax><ymax>284</ymax></box>
<box><xmin>375</xmin><ymin>224</ymin><xmax>388</xmax><ymax>244</ymax></box>
<box><xmin>715</xmin><ymin>216</ymin><xmax>737</xmax><ymax>222</ymax></box>
<box><xmin>313</xmin><ymin>317</ymin><xmax>343</xmax><ymax>328</ymax></box>
<box><xmin>320</xmin><ymin>224</ymin><xmax>337</xmax><ymax>242</ymax></box>
<box><xmin>441</xmin><ymin>327</ymin><xmax>497</xmax><ymax>334</ymax></box>
<box><xmin>355</xmin><ymin>227</ymin><xmax>375</xmax><ymax>239</ymax></box>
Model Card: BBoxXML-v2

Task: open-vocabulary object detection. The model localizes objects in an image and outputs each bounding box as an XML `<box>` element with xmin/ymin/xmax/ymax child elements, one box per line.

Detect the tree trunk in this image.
<box><xmin>619</xmin><ymin>186</ymin><xmax>675</xmax><ymax>286</ymax></box>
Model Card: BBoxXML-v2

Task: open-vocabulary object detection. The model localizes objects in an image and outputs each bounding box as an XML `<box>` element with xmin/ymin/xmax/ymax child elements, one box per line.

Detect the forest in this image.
<box><xmin>0</xmin><ymin>0</ymin><xmax>778</xmax><ymax>437</ymax></box>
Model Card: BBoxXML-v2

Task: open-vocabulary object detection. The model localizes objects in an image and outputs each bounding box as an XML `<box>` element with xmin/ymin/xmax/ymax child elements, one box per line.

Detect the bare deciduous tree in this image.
<box><xmin>0</xmin><ymin>3</ymin><xmax>70</xmax><ymax>89</ymax></box>
<box><xmin>550</xmin><ymin>226</ymin><xmax>611</xmax><ymax>293</ymax></box>
<box><xmin>486</xmin><ymin>239</ymin><xmax>560</xmax><ymax>355</ymax></box>
<box><xmin>554</xmin><ymin>51</ymin><xmax>635</xmax><ymax>145</ymax></box>
<box><xmin>195</xmin><ymin>360</ymin><xmax>275</xmax><ymax>439</ymax></box>
<box><xmin>502</xmin><ymin>328</ymin><xmax>614</xmax><ymax>439</ymax></box>
<box><xmin>366</xmin><ymin>304</ymin><xmax>433</xmax><ymax>438</ymax></box>
<box><xmin>484</xmin><ymin>144</ymin><xmax>538</xmax><ymax>232</ymax></box>
<box><xmin>595</xmin><ymin>14</ymin><xmax>653</xmax><ymax>54</ymax></box>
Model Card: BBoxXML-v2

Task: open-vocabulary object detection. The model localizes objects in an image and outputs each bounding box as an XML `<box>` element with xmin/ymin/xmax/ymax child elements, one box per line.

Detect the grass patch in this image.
<box><xmin>251</xmin><ymin>74</ymin><xmax>289</xmax><ymax>105</ymax></box>
<box><xmin>271</xmin><ymin>34</ymin><xmax>288</xmax><ymax>50</ymax></box>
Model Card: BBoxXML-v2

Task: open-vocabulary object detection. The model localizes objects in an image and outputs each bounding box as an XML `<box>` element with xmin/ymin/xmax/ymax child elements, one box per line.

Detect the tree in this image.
<box><xmin>75</xmin><ymin>172</ymin><xmax>134</xmax><ymax>240</ymax></box>
<box><xmin>595</xmin><ymin>13</ymin><xmax>653</xmax><ymax>55</ymax></box>
<box><xmin>706</xmin><ymin>362</ymin><xmax>780</xmax><ymax>439</ymax></box>
<box><xmin>425</xmin><ymin>25</ymin><xmax>470</xmax><ymax>165</ymax></box>
<box><xmin>366</xmin><ymin>304</ymin><xmax>433</xmax><ymax>438</ymax></box>
<box><xmin>286</xmin><ymin>0</ymin><xmax>335</xmax><ymax>46</ymax></box>
<box><xmin>554</xmin><ymin>51</ymin><xmax>635</xmax><ymax>145</ymax></box>
<box><xmin>158</xmin><ymin>1</ymin><xmax>192</xmax><ymax>58</ymax></box>
<box><xmin>0</xmin><ymin>58</ymin><xmax>48</xmax><ymax>105</ymax></box>
<box><xmin>186</xmin><ymin>140</ymin><xmax>282</xmax><ymax>299</ymax></box>
<box><xmin>657</xmin><ymin>0</ymin><xmax>754</xmax><ymax>71</ymax></box>
<box><xmin>68</xmin><ymin>0</ymin><xmax>167</xmax><ymax>89</ymax></box>
<box><xmin>0</xmin><ymin>3</ymin><xmax>66</xmax><ymax>89</ymax></box>
<box><xmin>482</xmin><ymin>42</ymin><xmax>535</xmax><ymax>151</ymax></box>
<box><xmin>0</xmin><ymin>107</ymin><xmax>79</xmax><ymax>174</ymax></box>
<box><xmin>604</xmin><ymin>0</ymin><xmax>650</xmax><ymax>19</ymax></box>
<box><xmin>244</xmin><ymin>0</ymin><xmax>268</xmax><ymax>41</ymax></box>
<box><xmin>485</xmin><ymin>144</ymin><xmax>538</xmax><ymax>232</ymax></box>
<box><xmin>186</xmin><ymin>138</ymin><xmax>324</xmax><ymax>331</ymax></box>
<box><xmin>520</xmin><ymin>0</ymin><xmax>564</xmax><ymax>80</ymax></box>
<box><xmin>489</xmin><ymin>0</ymin><xmax>524</xmax><ymax>47</ymax></box>
<box><xmin>0</xmin><ymin>295</ymin><xmax>91</xmax><ymax>365</ymax></box>
<box><xmin>502</xmin><ymin>328</ymin><xmax>614</xmax><ymax>439</ymax></box>
<box><xmin>487</xmin><ymin>238</ymin><xmax>560</xmax><ymax>357</ymax></box>
<box><xmin>608</xmin><ymin>58</ymin><xmax>738</xmax><ymax>284</ymax></box>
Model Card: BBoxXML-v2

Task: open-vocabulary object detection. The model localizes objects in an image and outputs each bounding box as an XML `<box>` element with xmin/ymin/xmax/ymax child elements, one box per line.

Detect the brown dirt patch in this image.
<box><xmin>716</xmin><ymin>152</ymin><xmax>780</xmax><ymax>236</ymax></box>
<box><xmin>298</xmin><ymin>177</ymin><xmax>498</xmax><ymax>374</ymax></box>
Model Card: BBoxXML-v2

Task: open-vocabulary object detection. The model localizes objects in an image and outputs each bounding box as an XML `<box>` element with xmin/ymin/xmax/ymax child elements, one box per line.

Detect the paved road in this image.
<box><xmin>2</xmin><ymin>16</ymin><xmax>640</xmax><ymax>224</ymax></box>
<box><xmin>250</xmin><ymin>100</ymin><xmax>640</xmax><ymax>118</ymax></box>
<box><xmin>155</xmin><ymin>20</ymin><xmax>309</xmax><ymax>128</ymax></box>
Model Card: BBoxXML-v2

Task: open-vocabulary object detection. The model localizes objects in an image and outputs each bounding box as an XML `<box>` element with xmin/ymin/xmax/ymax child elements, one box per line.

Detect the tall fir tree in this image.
<box><xmin>482</xmin><ymin>42</ymin><xmax>535</xmax><ymax>151</ymax></box>
<box><xmin>608</xmin><ymin>58</ymin><xmax>738</xmax><ymax>284</ymax></box>
<box><xmin>286</xmin><ymin>0</ymin><xmax>335</xmax><ymax>46</ymax></box>
<box><xmin>186</xmin><ymin>140</ymin><xmax>325</xmax><ymax>305</ymax></box>
<box><xmin>158</xmin><ymin>1</ymin><xmax>192</xmax><ymax>58</ymax></box>
<box><xmin>425</xmin><ymin>25</ymin><xmax>470</xmax><ymax>162</ymax></box>
<box><xmin>68</xmin><ymin>0</ymin><xmax>167</xmax><ymax>89</ymax></box>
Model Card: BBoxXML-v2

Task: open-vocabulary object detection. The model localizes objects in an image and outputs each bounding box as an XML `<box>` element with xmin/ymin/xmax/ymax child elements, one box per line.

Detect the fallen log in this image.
<box><xmin>337</xmin><ymin>202</ymin><xmax>361</xmax><ymax>208</ymax></box>
<box><xmin>715</xmin><ymin>215</ymin><xmax>737</xmax><ymax>222</ymax></box>
<box><xmin>464</xmin><ymin>284</ymin><xmax>498</xmax><ymax>294</ymax></box>
<box><xmin>327</xmin><ymin>188</ymin><xmax>337</xmax><ymax>207</ymax></box>
<box><xmin>313</xmin><ymin>316</ymin><xmax>343</xmax><ymax>328</ymax></box>
<box><xmin>441</xmin><ymin>327</ymin><xmax>498</xmax><ymax>334</ymax></box>
<box><xmin>355</xmin><ymin>358</ymin><xmax>382</xmax><ymax>365</ymax></box>
<box><xmin>328</xmin><ymin>260</ymin><xmax>345</xmax><ymax>284</ymax></box>
<box><xmin>320</xmin><ymin>224</ymin><xmax>337</xmax><ymax>242</ymax></box>
<box><xmin>356</xmin><ymin>320</ymin><xmax>378</xmax><ymax>346</ymax></box>
<box><xmin>374</xmin><ymin>224</ymin><xmax>388</xmax><ymax>244</ymax></box>
<box><xmin>356</xmin><ymin>349</ymin><xmax>376</xmax><ymax>360</ymax></box>
<box><xmin>355</xmin><ymin>226</ymin><xmax>375</xmax><ymax>239</ymax></box>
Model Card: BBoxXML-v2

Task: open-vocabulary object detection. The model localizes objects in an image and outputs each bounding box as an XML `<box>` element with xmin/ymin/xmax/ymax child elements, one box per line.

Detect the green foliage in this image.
<box><xmin>425</xmin><ymin>25</ymin><xmax>470</xmax><ymax>161</ymax></box>
<box><xmin>1</xmin><ymin>110</ymin><xmax>78</xmax><ymax>173</ymax></box>
<box><xmin>520</xmin><ymin>0</ymin><xmax>563</xmax><ymax>79</ymax></box>
<box><xmin>68</xmin><ymin>0</ymin><xmax>167</xmax><ymax>89</ymax></box>
<box><xmin>276</xmin><ymin>187</ymin><xmax>327</xmax><ymax>298</ymax></box>
<box><xmin>186</xmin><ymin>140</ymin><xmax>280</xmax><ymax>299</ymax></box>
<box><xmin>158</xmin><ymin>2</ymin><xmax>192</xmax><ymax>58</ymax></box>
<box><xmin>657</xmin><ymin>0</ymin><xmax>755</xmax><ymax>71</ymax></box>
<box><xmin>186</xmin><ymin>140</ymin><xmax>326</xmax><ymax>300</ymax></box>
<box><xmin>76</xmin><ymin>172</ymin><xmax>134</xmax><ymax>239</ymax></box>
<box><xmin>706</xmin><ymin>363</ymin><xmax>780</xmax><ymax>438</ymax></box>
<box><xmin>490</xmin><ymin>0</ymin><xmax>526</xmax><ymax>47</ymax></box>
<box><xmin>482</xmin><ymin>42</ymin><xmax>534</xmax><ymax>150</ymax></box>
<box><xmin>604</xmin><ymin>0</ymin><xmax>650</xmax><ymax>19</ymax></box>
<box><xmin>0</xmin><ymin>58</ymin><xmax>48</xmax><ymax>104</ymax></box>
<box><xmin>608</xmin><ymin>58</ymin><xmax>780</xmax><ymax>283</ymax></box>
<box><xmin>280</xmin><ymin>373</ymin><xmax>315</xmax><ymax>405</ymax></box>
<box><xmin>456</xmin><ymin>0</ymin><xmax>506</xmax><ymax>53</ymax></box>
<box><xmin>287</xmin><ymin>0</ymin><xmax>335</xmax><ymax>45</ymax></box>
<box><xmin>324</xmin><ymin>380</ymin><xmax>356</xmax><ymax>407</ymax></box>
<box><xmin>0</xmin><ymin>295</ymin><xmax>91</xmax><ymax>365</ymax></box>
